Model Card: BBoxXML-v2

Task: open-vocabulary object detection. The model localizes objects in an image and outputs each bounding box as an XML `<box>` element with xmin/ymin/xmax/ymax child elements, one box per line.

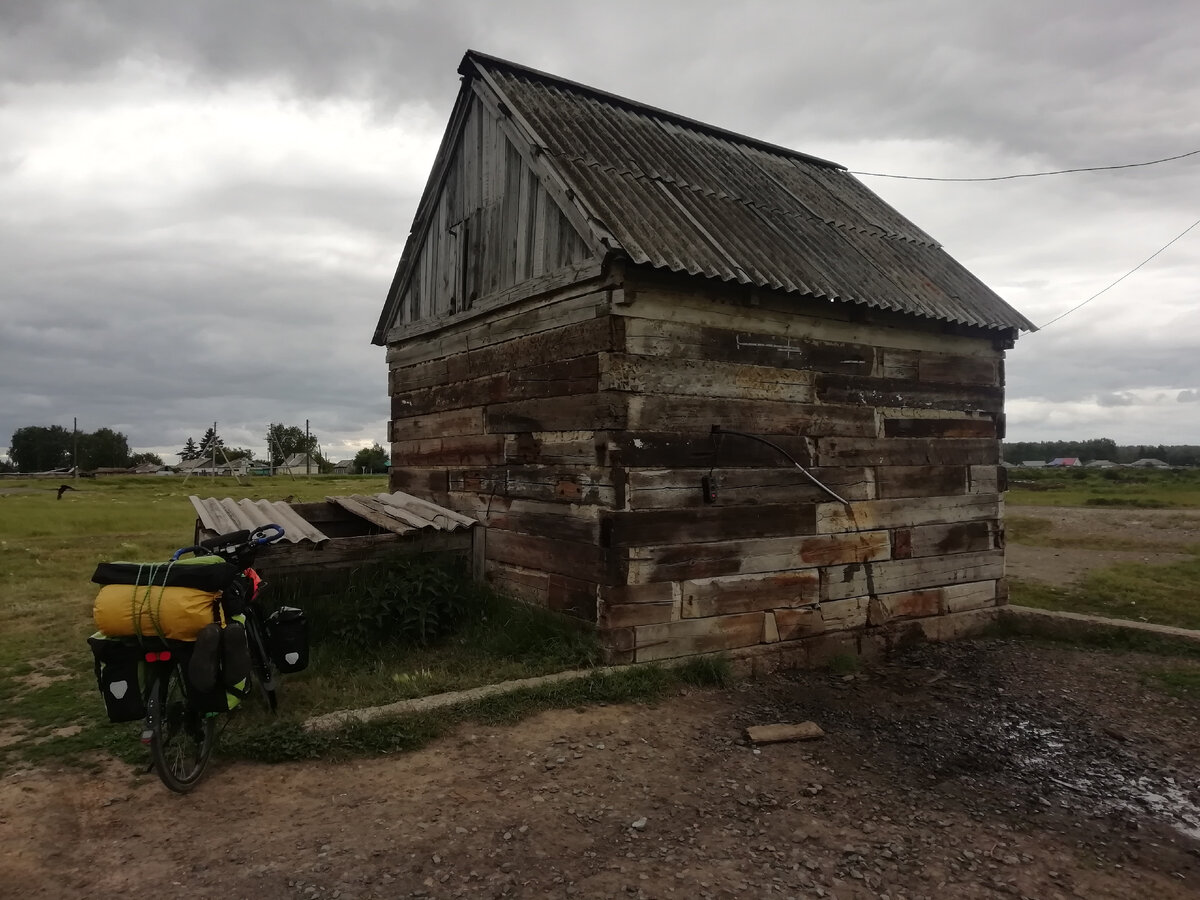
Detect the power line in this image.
<box><xmin>1037</xmin><ymin>216</ymin><xmax>1200</xmax><ymax>330</ymax></box>
<box><xmin>850</xmin><ymin>148</ymin><xmax>1200</xmax><ymax>182</ymax></box>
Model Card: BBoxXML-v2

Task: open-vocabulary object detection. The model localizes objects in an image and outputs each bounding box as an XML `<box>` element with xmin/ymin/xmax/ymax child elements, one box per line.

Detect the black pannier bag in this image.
<box><xmin>87</xmin><ymin>635</ymin><xmax>146</xmax><ymax>723</ymax></box>
<box><xmin>175</xmin><ymin>638</ymin><xmax>238</xmax><ymax>724</ymax></box>
<box><xmin>266</xmin><ymin>607</ymin><xmax>309</xmax><ymax>673</ymax></box>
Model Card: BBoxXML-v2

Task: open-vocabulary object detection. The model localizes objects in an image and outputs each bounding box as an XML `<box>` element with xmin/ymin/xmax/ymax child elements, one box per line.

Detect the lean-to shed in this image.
<box><xmin>373</xmin><ymin>51</ymin><xmax>1035</xmax><ymax>665</ymax></box>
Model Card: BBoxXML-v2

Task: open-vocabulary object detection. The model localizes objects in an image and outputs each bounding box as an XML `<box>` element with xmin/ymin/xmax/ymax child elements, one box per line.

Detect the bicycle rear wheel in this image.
<box><xmin>148</xmin><ymin>665</ymin><xmax>216</xmax><ymax>793</ymax></box>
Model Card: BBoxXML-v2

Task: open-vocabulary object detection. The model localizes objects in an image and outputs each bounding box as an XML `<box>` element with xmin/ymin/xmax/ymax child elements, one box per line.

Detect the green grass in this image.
<box><xmin>0</xmin><ymin>475</ymin><xmax>727</xmax><ymax>773</ymax></box>
<box><xmin>1009</xmin><ymin>555</ymin><xmax>1200</xmax><ymax>631</ymax></box>
<box><xmin>986</xmin><ymin>611</ymin><xmax>1200</xmax><ymax>660</ymax></box>
<box><xmin>1148</xmin><ymin>668</ymin><xmax>1200</xmax><ymax>699</ymax></box>
<box><xmin>221</xmin><ymin>660</ymin><xmax>723</xmax><ymax>763</ymax></box>
<box><xmin>277</xmin><ymin>582</ymin><xmax>607</xmax><ymax>717</ymax></box>
<box><xmin>1007</xmin><ymin>467</ymin><xmax>1200</xmax><ymax>508</ymax></box>
<box><xmin>1006</xmin><ymin>513</ymin><xmax>1200</xmax><ymax>553</ymax></box>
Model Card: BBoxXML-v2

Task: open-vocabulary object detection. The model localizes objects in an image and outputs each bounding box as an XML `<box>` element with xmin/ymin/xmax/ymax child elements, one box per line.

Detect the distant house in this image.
<box><xmin>276</xmin><ymin>453</ymin><xmax>320</xmax><ymax>475</ymax></box>
<box><xmin>130</xmin><ymin>462</ymin><xmax>172</xmax><ymax>475</ymax></box>
<box><xmin>1129</xmin><ymin>458</ymin><xmax>1170</xmax><ymax>468</ymax></box>
<box><xmin>177</xmin><ymin>457</ymin><xmax>250</xmax><ymax>477</ymax></box>
<box><xmin>1021</xmin><ymin>460</ymin><xmax>1047</xmax><ymax>468</ymax></box>
<box><xmin>1085</xmin><ymin>459</ymin><xmax>1117</xmax><ymax>468</ymax></box>
<box><xmin>1046</xmin><ymin>457</ymin><xmax>1082</xmax><ymax>467</ymax></box>
<box><xmin>333</xmin><ymin>459</ymin><xmax>355</xmax><ymax>475</ymax></box>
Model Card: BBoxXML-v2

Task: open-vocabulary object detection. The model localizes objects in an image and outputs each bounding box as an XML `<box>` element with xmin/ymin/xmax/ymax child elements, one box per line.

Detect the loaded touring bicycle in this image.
<box><xmin>88</xmin><ymin>524</ymin><xmax>308</xmax><ymax>792</ymax></box>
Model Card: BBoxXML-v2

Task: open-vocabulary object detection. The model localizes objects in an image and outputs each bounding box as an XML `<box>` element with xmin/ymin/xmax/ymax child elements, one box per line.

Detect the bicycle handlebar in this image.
<box><xmin>171</xmin><ymin>524</ymin><xmax>286</xmax><ymax>562</ymax></box>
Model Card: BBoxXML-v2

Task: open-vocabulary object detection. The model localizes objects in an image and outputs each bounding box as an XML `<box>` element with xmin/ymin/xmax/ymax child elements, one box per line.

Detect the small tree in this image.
<box><xmin>179</xmin><ymin>437</ymin><xmax>200</xmax><ymax>461</ymax></box>
<box><xmin>353</xmin><ymin>443</ymin><xmax>389</xmax><ymax>474</ymax></box>
<box><xmin>129</xmin><ymin>452</ymin><xmax>164</xmax><ymax>467</ymax></box>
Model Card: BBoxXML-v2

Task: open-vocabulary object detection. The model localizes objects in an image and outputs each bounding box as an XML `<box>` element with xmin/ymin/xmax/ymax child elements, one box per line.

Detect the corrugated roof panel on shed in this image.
<box><xmin>190</xmin><ymin>492</ymin><xmax>475</xmax><ymax>546</ymax></box>
<box><xmin>327</xmin><ymin>492</ymin><xmax>476</xmax><ymax>535</ymax></box>
<box><xmin>189</xmin><ymin>496</ymin><xmax>331</xmax><ymax>545</ymax></box>
<box><xmin>476</xmin><ymin>57</ymin><xmax>1034</xmax><ymax>332</ymax></box>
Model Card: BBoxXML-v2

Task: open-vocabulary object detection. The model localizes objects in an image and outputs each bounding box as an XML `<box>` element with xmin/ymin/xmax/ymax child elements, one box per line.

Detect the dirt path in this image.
<box><xmin>1006</xmin><ymin>505</ymin><xmax>1200</xmax><ymax>586</ymax></box>
<box><xmin>3</xmin><ymin>639</ymin><xmax>1197</xmax><ymax>899</ymax></box>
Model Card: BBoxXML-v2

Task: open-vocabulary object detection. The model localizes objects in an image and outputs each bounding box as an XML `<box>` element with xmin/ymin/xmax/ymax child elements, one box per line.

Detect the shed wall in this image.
<box><xmin>386</xmin><ymin>270</ymin><xmax>1008</xmax><ymax>662</ymax></box>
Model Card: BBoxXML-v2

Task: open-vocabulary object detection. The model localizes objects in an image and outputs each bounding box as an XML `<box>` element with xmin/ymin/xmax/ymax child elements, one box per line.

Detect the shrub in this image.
<box><xmin>330</xmin><ymin>554</ymin><xmax>483</xmax><ymax>648</ymax></box>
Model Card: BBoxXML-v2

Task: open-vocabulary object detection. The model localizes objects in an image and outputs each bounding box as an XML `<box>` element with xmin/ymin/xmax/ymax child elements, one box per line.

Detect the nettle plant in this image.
<box><xmin>334</xmin><ymin>554</ymin><xmax>480</xmax><ymax>648</ymax></box>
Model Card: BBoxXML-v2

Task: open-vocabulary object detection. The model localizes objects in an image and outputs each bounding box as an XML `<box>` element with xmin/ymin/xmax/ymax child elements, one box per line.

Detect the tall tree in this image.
<box><xmin>78</xmin><ymin>427</ymin><xmax>131</xmax><ymax>468</ymax></box>
<box><xmin>179</xmin><ymin>437</ymin><xmax>200</xmax><ymax>461</ymax></box>
<box><xmin>129</xmin><ymin>452</ymin><xmax>164</xmax><ymax>467</ymax></box>
<box><xmin>266</xmin><ymin>423</ymin><xmax>319</xmax><ymax>466</ymax></box>
<box><xmin>353</xmin><ymin>443</ymin><xmax>389</xmax><ymax>474</ymax></box>
<box><xmin>9</xmin><ymin>425</ymin><xmax>72</xmax><ymax>472</ymax></box>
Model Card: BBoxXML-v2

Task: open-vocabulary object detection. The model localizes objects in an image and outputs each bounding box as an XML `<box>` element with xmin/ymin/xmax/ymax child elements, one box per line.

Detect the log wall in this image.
<box><xmin>386</xmin><ymin>268</ymin><xmax>1010</xmax><ymax>663</ymax></box>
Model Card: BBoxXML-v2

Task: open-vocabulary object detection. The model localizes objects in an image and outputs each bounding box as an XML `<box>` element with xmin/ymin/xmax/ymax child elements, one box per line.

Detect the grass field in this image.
<box><xmin>1007</xmin><ymin>466</ymin><xmax>1200</xmax><ymax>507</ymax></box>
<box><xmin>0</xmin><ymin>474</ymin><xmax>727</xmax><ymax>771</ymax></box>
<box><xmin>1006</xmin><ymin>468</ymin><xmax>1200</xmax><ymax>630</ymax></box>
<box><xmin>5</xmin><ymin>468</ymin><xmax>1199</xmax><ymax>772</ymax></box>
<box><xmin>0</xmin><ymin>475</ymin><xmax>393</xmax><ymax>769</ymax></box>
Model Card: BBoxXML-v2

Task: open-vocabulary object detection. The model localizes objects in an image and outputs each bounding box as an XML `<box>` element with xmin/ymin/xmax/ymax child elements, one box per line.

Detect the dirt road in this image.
<box><xmin>3</xmin><ymin>639</ymin><xmax>1198</xmax><ymax>899</ymax></box>
<box><xmin>1006</xmin><ymin>504</ymin><xmax>1200</xmax><ymax>586</ymax></box>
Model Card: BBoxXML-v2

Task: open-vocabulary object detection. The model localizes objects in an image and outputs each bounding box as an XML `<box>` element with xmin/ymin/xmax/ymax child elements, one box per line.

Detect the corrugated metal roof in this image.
<box><xmin>189</xmin><ymin>492</ymin><xmax>475</xmax><ymax>545</ymax></box>
<box><xmin>326</xmin><ymin>492</ymin><xmax>476</xmax><ymax>535</ymax></box>
<box><xmin>189</xmin><ymin>496</ymin><xmax>332</xmax><ymax>545</ymax></box>
<box><xmin>467</xmin><ymin>53</ymin><xmax>1034</xmax><ymax>333</ymax></box>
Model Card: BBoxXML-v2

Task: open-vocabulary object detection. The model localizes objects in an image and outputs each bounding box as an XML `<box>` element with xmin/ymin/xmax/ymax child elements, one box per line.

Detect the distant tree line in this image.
<box><xmin>1003</xmin><ymin>439</ymin><xmax>1200</xmax><ymax>466</ymax></box>
<box><xmin>6</xmin><ymin>425</ymin><xmax>166</xmax><ymax>471</ymax></box>
<box><xmin>8</xmin><ymin>423</ymin><xmax>389</xmax><ymax>475</ymax></box>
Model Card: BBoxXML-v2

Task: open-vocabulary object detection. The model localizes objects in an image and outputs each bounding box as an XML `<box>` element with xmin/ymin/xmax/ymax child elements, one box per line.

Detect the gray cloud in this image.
<box><xmin>1179</xmin><ymin>390</ymin><xmax>1200</xmax><ymax>403</ymax></box>
<box><xmin>1096</xmin><ymin>392</ymin><xmax>1137</xmax><ymax>408</ymax></box>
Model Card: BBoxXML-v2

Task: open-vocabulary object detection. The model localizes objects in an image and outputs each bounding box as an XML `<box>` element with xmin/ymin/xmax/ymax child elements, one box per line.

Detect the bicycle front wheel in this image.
<box><xmin>148</xmin><ymin>665</ymin><xmax>216</xmax><ymax>793</ymax></box>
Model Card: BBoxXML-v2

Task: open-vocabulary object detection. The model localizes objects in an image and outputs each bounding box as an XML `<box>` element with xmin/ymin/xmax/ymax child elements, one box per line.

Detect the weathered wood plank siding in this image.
<box><xmin>391</xmin><ymin>94</ymin><xmax>590</xmax><ymax>330</ymax></box>
<box><xmin>385</xmin><ymin>267</ymin><xmax>1010</xmax><ymax>664</ymax></box>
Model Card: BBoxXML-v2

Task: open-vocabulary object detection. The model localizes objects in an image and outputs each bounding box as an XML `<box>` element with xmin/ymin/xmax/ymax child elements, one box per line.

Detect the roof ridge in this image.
<box><xmin>460</xmin><ymin>49</ymin><xmax>845</xmax><ymax>172</ymax></box>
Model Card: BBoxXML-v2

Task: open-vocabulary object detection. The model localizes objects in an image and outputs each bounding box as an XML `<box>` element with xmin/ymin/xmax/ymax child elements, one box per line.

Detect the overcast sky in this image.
<box><xmin>2</xmin><ymin>0</ymin><xmax>1198</xmax><ymax>463</ymax></box>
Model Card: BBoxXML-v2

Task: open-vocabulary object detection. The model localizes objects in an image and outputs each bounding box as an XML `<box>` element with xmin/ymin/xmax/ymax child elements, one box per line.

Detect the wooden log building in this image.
<box><xmin>373</xmin><ymin>51</ymin><xmax>1034</xmax><ymax>665</ymax></box>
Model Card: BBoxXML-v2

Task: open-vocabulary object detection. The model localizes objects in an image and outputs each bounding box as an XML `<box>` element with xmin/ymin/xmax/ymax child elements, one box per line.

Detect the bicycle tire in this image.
<box><xmin>244</xmin><ymin>609</ymin><xmax>278</xmax><ymax>712</ymax></box>
<box><xmin>148</xmin><ymin>665</ymin><xmax>216</xmax><ymax>793</ymax></box>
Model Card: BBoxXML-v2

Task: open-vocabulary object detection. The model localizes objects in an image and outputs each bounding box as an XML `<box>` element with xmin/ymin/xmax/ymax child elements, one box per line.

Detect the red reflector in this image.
<box><xmin>158</xmin><ymin>651</ymin><xmax>171</xmax><ymax>662</ymax></box>
<box><xmin>144</xmin><ymin>652</ymin><xmax>158</xmax><ymax>662</ymax></box>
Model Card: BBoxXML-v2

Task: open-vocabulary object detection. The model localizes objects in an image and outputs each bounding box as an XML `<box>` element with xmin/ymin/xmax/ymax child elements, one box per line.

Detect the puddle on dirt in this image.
<box><xmin>1001</xmin><ymin>716</ymin><xmax>1200</xmax><ymax>842</ymax></box>
<box><xmin>783</xmin><ymin>642</ymin><xmax>1200</xmax><ymax>847</ymax></box>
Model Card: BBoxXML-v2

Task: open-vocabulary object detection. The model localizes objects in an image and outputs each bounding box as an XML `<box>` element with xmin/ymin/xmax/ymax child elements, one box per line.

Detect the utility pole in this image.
<box><xmin>305</xmin><ymin>419</ymin><xmax>311</xmax><ymax>476</ymax></box>
<box><xmin>73</xmin><ymin>417</ymin><xmax>78</xmax><ymax>480</ymax></box>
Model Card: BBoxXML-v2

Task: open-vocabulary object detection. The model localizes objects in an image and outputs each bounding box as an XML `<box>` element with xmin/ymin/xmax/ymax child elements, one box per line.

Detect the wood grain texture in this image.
<box><xmin>633</xmin><ymin>612</ymin><xmax>765</xmax><ymax>662</ymax></box>
<box><xmin>625</xmin><ymin>530</ymin><xmax>891</xmax><ymax>583</ymax></box>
